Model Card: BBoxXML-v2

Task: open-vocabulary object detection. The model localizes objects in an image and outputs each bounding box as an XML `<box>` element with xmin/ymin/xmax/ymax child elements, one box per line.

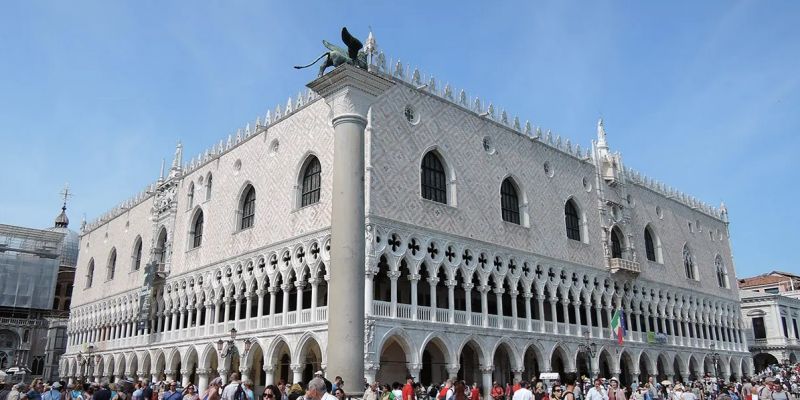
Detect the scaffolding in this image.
<box><xmin>0</xmin><ymin>224</ymin><xmax>64</xmax><ymax>310</ymax></box>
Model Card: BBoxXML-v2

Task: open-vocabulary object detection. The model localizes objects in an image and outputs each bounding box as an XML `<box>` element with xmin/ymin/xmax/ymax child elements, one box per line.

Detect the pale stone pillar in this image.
<box><xmin>281</xmin><ymin>284</ymin><xmax>292</xmax><ymax>316</ymax></box>
<box><xmin>241</xmin><ymin>367</ymin><xmax>251</xmax><ymax>384</ymax></box>
<box><xmin>307</xmin><ymin>64</ymin><xmax>393</xmax><ymax>396</ymax></box>
<box><xmin>291</xmin><ymin>364</ymin><xmax>303</xmax><ymax>384</ymax></box>
<box><xmin>465</xmin><ymin>283</ymin><xmax>474</xmax><ymax>326</ymax></box>
<box><xmin>219</xmin><ymin>369</ymin><xmax>228</xmax><ymax>385</ymax></box>
<box><xmin>551</xmin><ymin>297</ymin><xmax>559</xmax><ymax>333</ymax></box>
<box><xmin>310</xmin><ymin>280</ymin><xmax>319</xmax><ymax>319</ymax></box>
<box><xmin>256</xmin><ymin>289</ymin><xmax>265</xmax><ymax>318</ymax></box>
<box><xmin>494</xmin><ymin>289</ymin><xmax>504</xmax><ymax>319</ymax></box>
<box><xmin>295</xmin><ymin>281</ymin><xmax>306</xmax><ymax>313</ymax></box>
<box><xmin>365</xmin><ymin>366</ymin><xmax>379</xmax><ymax>385</ymax></box>
<box><xmin>446</xmin><ymin>364</ymin><xmax>460</xmax><ymax>380</ymax></box>
<box><xmin>263</xmin><ymin>366</ymin><xmax>275</xmax><ymax>385</ymax></box>
<box><xmin>234</xmin><ymin>295</ymin><xmax>243</xmax><ymax>321</ymax></box>
<box><xmin>165</xmin><ymin>369</ymin><xmax>176</xmax><ymax>382</ymax></box>
<box><xmin>181</xmin><ymin>369</ymin><xmax>191</xmax><ymax>388</ymax></box>
<box><xmin>269</xmin><ymin>287</ymin><xmax>278</xmax><ymax>323</ymax></box>
<box><xmin>197</xmin><ymin>369</ymin><xmax>210</xmax><ymax>393</ymax></box>
<box><xmin>389</xmin><ymin>271</ymin><xmax>400</xmax><ymax>317</ymax></box>
<box><xmin>480</xmin><ymin>286</ymin><xmax>490</xmax><ymax>328</ymax></box>
<box><xmin>410</xmin><ymin>274</ymin><xmax>420</xmax><ymax>321</ymax></box>
<box><xmin>539</xmin><ymin>295</ymin><xmax>547</xmax><ymax>333</ymax></box>
<box><xmin>224</xmin><ymin>298</ymin><xmax>232</xmax><ymax>324</ymax></box>
<box><xmin>481</xmin><ymin>366</ymin><xmax>494</xmax><ymax>400</ymax></box>
<box><xmin>447</xmin><ymin>280</ymin><xmax>456</xmax><ymax>323</ymax></box>
<box><xmin>429</xmin><ymin>277</ymin><xmax>439</xmax><ymax>311</ymax></box>
<box><xmin>513</xmin><ymin>369</ymin><xmax>523</xmax><ymax>383</ymax></box>
<box><xmin>245</xmin><ymin>294</ymin><xmax>253</xmax><ymax>320</ymax></box>
<box><xmin>524</xmin><ymin>293</ymin><xmax>533</xmax><ymax>331</ymax></box>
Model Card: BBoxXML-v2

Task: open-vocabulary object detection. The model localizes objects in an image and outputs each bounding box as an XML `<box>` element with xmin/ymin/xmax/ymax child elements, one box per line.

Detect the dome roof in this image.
<box><xmin>47</xmin><ymin>204</ymin><xmax>79</xmax><ymax>267</ymax></box>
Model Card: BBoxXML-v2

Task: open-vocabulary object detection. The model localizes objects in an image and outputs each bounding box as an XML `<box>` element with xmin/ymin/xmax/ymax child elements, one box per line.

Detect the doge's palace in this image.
<box><xmin>62</xmin><ymin>39</ymin><xmax>752</xmax><ymax>397</ymax></box>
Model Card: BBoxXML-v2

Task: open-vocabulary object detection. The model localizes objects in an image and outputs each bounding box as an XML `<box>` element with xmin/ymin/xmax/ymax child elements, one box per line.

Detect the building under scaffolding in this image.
<box><xmin>0</xmin><ymin>200</ymin><xmax>78</xmax><ymax>383</ymax></box>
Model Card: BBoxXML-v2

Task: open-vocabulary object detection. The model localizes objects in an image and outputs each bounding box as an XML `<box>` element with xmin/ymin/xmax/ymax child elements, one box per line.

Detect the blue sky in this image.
<box><xmin>1</xmin><ymin>1</ymin><xmax>797</xmax><ymax>278</ymax></box>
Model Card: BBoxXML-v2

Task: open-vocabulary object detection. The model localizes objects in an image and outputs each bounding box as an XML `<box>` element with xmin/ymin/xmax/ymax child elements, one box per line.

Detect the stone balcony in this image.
<box><xmin>371</xmin><ymin>300</ymin><xmax>746</xmax><ymax>353</ymax></box>
<box><xmin>609</xmin><ymin>258</ymin><xmax>641</xmax><ymax>274</ymax></box>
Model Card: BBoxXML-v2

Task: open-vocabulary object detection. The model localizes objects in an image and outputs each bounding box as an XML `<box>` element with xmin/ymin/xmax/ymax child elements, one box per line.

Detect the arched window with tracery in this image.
<box><xmin>86</xmin><ymin>258</ymin><xmax>95</xmax><ymax>288</ymax></box>
<box><xmin>565</xmin><ymin>199</ymin><xmax>581</xmax><ymax>241</ymax></box>
<box><xmin>610</xmin><ymin>227</ymin><xmax>623</xmax><ymax>258</ymax></box>
<box><xmin>191</xmin><ymin>210</ymin><xmax>204</xmax><ymax>248</ymax></box>
<box><xmin>644</xmin><ymin>226</ymin><xmax>656</xmax><ymax>262</ymax></box>
<box><xmin>301</xmin><ymin>156</ymin><xmax>322</xmax><ymax>207</ymax></box>
<box><xmin>715</xmin><ymin>255</ymin><xmax>728</xmax><ymax>288</ymax></box>
<box><xmin>240</xmin><ymin>185</ymin><xmax>256</xmax><ymax>229</ymax></box>
<box><xmin>132</xmin><ymin>236</ymin><xmax>143</xmax><ymax>271</ymax></box>
<box><xmin>107</xmin><ymin>248</ymin><xmax>117</xmax><ymax>280</ymax></box>
<box><xmin>421</xmin><ymin>151</ymin><xmax>447</xmax><ymax>204</ymax></box>
<box><xmin>683</xmin><ymin>245</ymin><xmax>696</xmax><ymax>280</ymax></box>
<box><xmin>500</xmin><ymin>178</ymin><xmax>520</xmax><ymax>224</ymax></box>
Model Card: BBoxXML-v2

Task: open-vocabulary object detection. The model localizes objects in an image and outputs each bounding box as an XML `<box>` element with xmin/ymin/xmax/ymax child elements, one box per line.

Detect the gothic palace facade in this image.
<box><xmin>63</xmin><ymin>54</ymin><xmax>752</xmax><ymax>395</ymax></box>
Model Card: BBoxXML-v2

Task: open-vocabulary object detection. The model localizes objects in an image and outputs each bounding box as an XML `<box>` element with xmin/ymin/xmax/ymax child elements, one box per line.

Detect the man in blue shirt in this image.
<box><xmin>42</xmin><ymin>382</ymin><xmax>63</xmax><ymax>400</ymax></box>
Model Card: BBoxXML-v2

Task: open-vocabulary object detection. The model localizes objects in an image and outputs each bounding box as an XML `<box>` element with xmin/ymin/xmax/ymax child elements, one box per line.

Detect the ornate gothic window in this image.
<box><xmin>644</xmin><ymin>226</ymin><xmax>657</xmax><ymax>262</ymax></box>
<box><xmin>86</xmin><ymin>258</ymin><xmax>95</xmax><ymax>288</ymax></box>
<box><xmin>500</xmin><ymin>178</ymin><xmax>520</xmax><ymax>224</ymax></box>
<box><xmin>206</xmin><ymin>173</ymin><xmax>213</xmax><ymax>201</ymax></box>
<box><xmin>683</xmin><ymin>245</ymin><xmax>696</xmax><ymax>280</ymax></box>
<box><xmin>132</xmin><ymin>236</ymin><xmax>143</xmax><ymax>271</ymax></box>
<box><xmin>156</xmin><ymin>228</ymin><xmax>168</xmax><ymax>264</ymax></box>
<box><xmin>421</xmin><ymin>151</ymin><xmax>447</xmax><ymax>203</ymax></box>
<box><xmin>565</xmin><ymin>199</ymin><xmax>581</xmax><ymax>241</ymax></box>
<box><xmin>301</xmin><ymin>156</ymin><xmax>322</xmax><ymax>207</ymax></box>
<box><xmin>240</xmin><ymin>185</ymin><xmax>256</xmax><ymax>229</ymax></box>
<box><xmin>715</xmin><ymin>255</ymin><xmax>728</xmax><ymax>288</ymax></box>
<box><xmin>107</xmin><ymin>248</ymin><xmax>117</xmax><ymax>280</ymax></box>
<box><xmin>610</xmin><ymin>227</ymin><xmax>623</xmax><ymax>258</ymax></box>
<box><xmin>192</xmin><ymin>210</ymin><xmax>204</xmax><ymax>248</ymax></box>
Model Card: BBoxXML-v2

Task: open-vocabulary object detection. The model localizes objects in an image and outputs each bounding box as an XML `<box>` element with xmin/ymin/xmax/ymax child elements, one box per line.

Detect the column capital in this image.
<box><xmin>307</xmin><ymin>65</ymin><xmax>395</xmax><ymax>125</ymax></box>
<box><xmin>263</xmin><ymin>365</ymin><xmax>275</xmax><ymax>373</ymax></box>
<box><xmin>463</xmin><ymin>283</ymin><xmax>475</xmax><ymax>291</ymax></box>
<box><xmin>240</xmin><ymin>367</ymin><xmax>252</xmax><ymax>375</ymax></box>
<box><xmin>196</xmin><ymin>368</ymin><xmax>210</xmax><ymax>375</ymax></box>
<box><xmin>281</xmin><ymin>283</ymin><xmax>293</xmax><ymax>292</ymax></box>
<box><xmin>388</xmin><ymin>271</ymin><xmax>402</xmax><ymax>280</ymax></box>
<box><xmin>290</xmin><ymin>364</ymin><xmax>303</xmax><ymax>373</ymax></box>
<box><xmin>446</xmin><ymin>364</ymin><xmax>461</xmax><ymax>375</ymax></box>
<box><xmin>407</xmin><ymin>274</ymin><xmax>421</xmax><ymax>282</ymax></box>
<box><xmin>255</xmin><ymin>289</ymin><xmax>266</xmax><ymax>296</ymax></box>
<box><xmin>479</xmin><ymin>366</ymin><xmax>494</xmax><ymax>374</ymax></box>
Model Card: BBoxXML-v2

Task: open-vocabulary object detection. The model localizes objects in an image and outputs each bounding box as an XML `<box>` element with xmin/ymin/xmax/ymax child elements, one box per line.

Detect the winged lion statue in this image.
<box><xmin>294</xmin><ymin>27</ymin><xmax>368</xmax><ymax>77</ymax></box>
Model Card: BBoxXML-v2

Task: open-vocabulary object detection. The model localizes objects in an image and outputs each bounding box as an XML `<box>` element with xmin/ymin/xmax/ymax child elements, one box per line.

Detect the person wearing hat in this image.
<box><xmin>43</xmin><ymin>382</ymin><xmax>63</xmax><ymax>400</ymax></box>
<box><xmin>607</xmin><ymin>378</ymin><xmax>625</xmax><ymax>400</ymax></box>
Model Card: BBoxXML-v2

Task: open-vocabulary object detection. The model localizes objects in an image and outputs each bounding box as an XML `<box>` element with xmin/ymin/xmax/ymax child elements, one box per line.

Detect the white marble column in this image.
<box><xmin>410</xmin><ymin>274</ymin><xmax>420</xmax><ymax>321</ymax></box>
<box><xmin>308</xmin><ymin>64</ymin><xmax>393</xmax><ymax>396</ymax></box>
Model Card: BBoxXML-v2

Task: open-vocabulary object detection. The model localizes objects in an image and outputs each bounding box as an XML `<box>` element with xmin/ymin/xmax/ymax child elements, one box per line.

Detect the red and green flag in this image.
<box><xmin>611</xmin><ymin>308</ymin><xmax>627</xmax><ymax>345</ymax></box>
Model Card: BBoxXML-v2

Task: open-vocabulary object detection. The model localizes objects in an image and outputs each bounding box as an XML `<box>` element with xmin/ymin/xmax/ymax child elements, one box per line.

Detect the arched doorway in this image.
<box><xmin>492</xmin><ymin>342</ymin><xmax>514</xmax><ymax>385</ymax></box>
<box><xmin>729</xmin><ymin>358</ymin><xmax>738</xmax><ymax>381</ymax></box>
<box><xmin>598</xmin><ymin>350</ymin><xmax>613</xmax><ymax>379</ymax></box>
<box><xmin>458</xmin><ymin>340</ymin><xmax>482</xmax><ymax>385</ymax></box>
<box><xmin>576</xmin><ymin>351</ymin><xmax>591</xmax><ymax>380</ymax></box>
<box><xmin>753</xmin><ymin>353</ymin><xmax>778</xmax><ymax>372</ymax></box>
<box><xmin>270</xmin><ymin>340</ymin><xmax>292</xmax><ymax>384</ymax></box>
<box><xmin>550</xmin><ymin>346</ymin><xmax>568</xmax><ymax>381</ymax></box>
<box><xmin>619</xmin><ymin>352</ymin><xmax>635</xmax><ymax>387</ymax></box>
<box><xmin>246</xmin><ymin>342</ymin><xmax>264</xmax><ymax>392</ymax></box>
<box><xmin>789</xmin><ymin>353</ymin><xmax>798</xmax><ymax>364</ymax></box>
<box><xmin>377</xmin><ymin>335</ymin><xmax>411</xmax><ymax>385</ymax></box>
<box><xmin>297</xmin><ymin>337</ymin><xmax>322</xmax><ymax>383</ymax></box>
<box><xmin>688</xmin><ymin>355</ymin><xmax>700</xmax><ymax>381</ymax></box>
<box><xmin>656</xmin><ymin>353</ymin><xmax>669</xmax><ymax>381</ymax></box>
<box><xmin>420</xmin><ymin>337</ymin><xmax>448</xmax><ymax>386</ymax></box>
<box><xmin>673</xmin><ymin>357</ymin><xmax>683</xmax><ymax>383</ymax></box>
<box><xmin>638</xmin><ymin>353</ymin><xmax>651</xmax><ymax>383</ymax></box>
<box><xmin>522</xmin><ymin>345</ymin><xmax>541</xmax><ymax>382</ymax></box>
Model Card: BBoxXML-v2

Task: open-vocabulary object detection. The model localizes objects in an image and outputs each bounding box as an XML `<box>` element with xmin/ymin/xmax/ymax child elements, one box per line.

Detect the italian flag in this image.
<box><xmin>611</xmin><ymin>308</ymin><xmax>626</xmax><ymax>345</ymax></box>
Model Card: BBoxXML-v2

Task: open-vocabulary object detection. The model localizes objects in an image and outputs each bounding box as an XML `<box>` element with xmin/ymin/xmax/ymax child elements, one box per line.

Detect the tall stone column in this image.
<box><xmin>307</xmin><ymin>64</ymin><xmax>393</xmax><ymax>392</ymax></box>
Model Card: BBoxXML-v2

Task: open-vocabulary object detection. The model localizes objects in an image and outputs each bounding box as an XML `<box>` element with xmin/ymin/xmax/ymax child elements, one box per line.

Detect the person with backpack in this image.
<box><xmin>43</xmin><ymin>383</ymin><xmax>63</xmax><ymax>400</ymax></box>
<box><xmin>438</xmin><ymin>381</ymin><xmax>454</xmax><ymax>400</ymax></box>
<box><xmin>221</xmin><ymin>373</ymin><xmax>244</xmax><ymax>400</ymax></box>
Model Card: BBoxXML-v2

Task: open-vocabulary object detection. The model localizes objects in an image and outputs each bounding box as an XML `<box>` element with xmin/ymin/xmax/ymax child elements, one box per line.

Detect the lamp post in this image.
<box><xmin>578</xmin><ymin>329</ymin><xmax>597</xmax><ymax>379</ymax></box>
<box><xmin>709</xmin><ymin>343</ymin><xmax>720</xmax><ymax>383</ymax></box>
<box><xmin>217</xmin><ymin>328</ymin><xmax>255</xmax><ymax>359</ymax></box>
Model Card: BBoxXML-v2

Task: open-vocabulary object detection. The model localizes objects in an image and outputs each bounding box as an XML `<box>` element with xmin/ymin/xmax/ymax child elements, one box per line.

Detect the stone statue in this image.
<box><xmin>294</xmin><ymin>27</ymin><xmax>367</xmax><ymax>77</ymax></box>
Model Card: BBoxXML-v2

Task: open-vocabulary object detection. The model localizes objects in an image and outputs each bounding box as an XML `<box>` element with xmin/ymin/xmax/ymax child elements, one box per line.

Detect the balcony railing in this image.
<box><xmin>609</xmin><ymin>258</ymin><xmax>641</xmax><ymax>274</ymax></box>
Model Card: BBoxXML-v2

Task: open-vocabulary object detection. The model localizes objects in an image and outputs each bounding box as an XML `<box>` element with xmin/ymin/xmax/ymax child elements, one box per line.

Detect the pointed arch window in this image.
<box><xmin>421</xmin><ymin>151</ymin><xmax>447</xmax><ymax>203</ymax></box>
<box><xmin>107</xmin><ymin>248</ymin><xmax>117</xmax><ymax>280</ymax></box>
<box><xmin>683</xmin><ymin>245</ymin><xmax>696</xmax><ymax>280</ymax></box>
<box><xmin>192</xmin><ymin>210</ymin><xmax>204</xmax><ymax>248</ymax></box>
<box><xmin>610</xmin><ymin>227</ymin><xmax>623</xmax><ymax>258</ymax></box>
<box><xmin>240</xmin><ymin>185</ymin><xmax>256</xmax><ymax>230</ymax></box>
<box><xmin>715</xmin><ymin>255</ymin><xmax>728</xmax><ymax>288</ymax></box>
<box><xmin>156</xmin><ymin>228</ymin><xmax>168</xmax><ymax>264</ymax></box>
<box><xmin>132</xmin><ymin>236</ymin><xmax>143</xmax><ymax>271</ymax></box>
<box><xmin>500</xmin><ymin>178</ymin><xmax>520</xmax><ymax>224</ymax></box>
<box><xmin>86</xmin><ymin>259</ymin><xmax>94</xmax><ymax>288</ymax></box>
<box><xmin>565</xmin><ymin>200</ymin><xmax>581</xmax><ymax>241</ymax></box>
<box><xmin>301</xmin><ymin>156</ymin><xmax>322</xmax><ymax>207</ymax></box>
<box><xmin>205</xmin><ymin>173</ymin><xmax>213</xmax><ymax>201</ymax></box>
<box><xmin>644</xmin><ymin>227</ymin><xmax>656</xmax><ymax>262</ymax></box>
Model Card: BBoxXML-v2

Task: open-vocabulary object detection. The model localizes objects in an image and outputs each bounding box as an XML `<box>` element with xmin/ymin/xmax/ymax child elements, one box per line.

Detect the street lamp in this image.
<box><xmin>709</xmin><ymin>343</ymin><xmax>720</xmax><ymax>382</ymax></box>
<box><xmin>578</xmin><ymin>329</ymin><xmax>597</xmax><ymax>379</ymax></box>
<box><xmin>217</xmin><ymin>328</ymin><xmax>255</xmax><ymax>359</ymax></box>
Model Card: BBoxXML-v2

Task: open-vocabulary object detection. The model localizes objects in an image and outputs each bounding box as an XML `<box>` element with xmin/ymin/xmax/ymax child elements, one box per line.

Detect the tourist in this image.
<box><xmin>492</xmin><ymin>383</ymin><xmax>504</xmax><ymax>400</ymax></box>
<box><xmin>512</xmin><ymin>382</ymin><xmax>533</xmax><ymax>400</ymax></box>
<box><xmin>586</xmin><ymin>379</ymin><xmax>607</xmax><ymax>400</ymax></box>
<box><xmin>470</xmin><ymin>384</ymin><xmax>479</xmax><ymax>400</ymax></box>
<box><xmin>534</xmin><ymin>382</ymin><xmax>549</xmax><ymax>400</ymax></box>
<box><xmin>131</xmin><ymin>383</ymin><xmax>143</xmax><ymax>400</ymax></box>
<box><xmin>770</xmin><ymin>380</ymin><xmax>794</xmax><ymax>400</ymax></box>
<box><xmin>364</xmin><ymin>382</ymin><xmax>379</xmax><ymax>400</ymax></box>
<box><xmin>607</xmin><ymin>379</ymin><xmax>625</xmax><ymax>400</ymax></box>
<box><xmin>403</xmin><ymin>376</ymin><xmax>416</xmax><ymax>400</ymax></box>
<box><xmin>28</xmin><ymin>380</ymin><xmax>45</xmax><ymax>400</ymax></box>
<box><xmin>181</xmin><ymin>385</ymin><xmax>197</xmax><ymax>400</ymax></box>
<box><xmin>8</xmin><ymin>384</ymin><xmax>24</xmax><ymax>400</ymax></box>
<box><xmin>333</xmin><ymin>389</ymin><xmax>346</xmax><ymax>400</ymax></box>
<box><xmin>332</xmin><ymin>378</ymin><xmax>343</xmax><ymax>395</ymax></box>
<box><xmin>42</xmin><ymin>383</ymin><xmax>63</xmax><ymax>400</ymax></box>
<box><xmin>438</xmin><ymin>381</ymin><xmax>454</xmax><ymax>400</ymax></box>
<box><xmin>161</xmin><ymin>383</ymin><xmax>181</xmax><ymax>400</ymax></box>
<box><xmin>564</xmin><ymin>379</ymin><xmax>577</xmax><ymax>400</ymax></box>
<box><xmin>222</xmin><ymin>373</ymin><xmax>244</xmax><ymax>400</ymax></box>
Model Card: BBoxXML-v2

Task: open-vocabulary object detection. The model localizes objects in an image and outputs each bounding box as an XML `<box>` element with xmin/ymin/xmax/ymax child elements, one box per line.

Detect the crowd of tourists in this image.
<box><xmin>2</xmin><ymin>363</ymin><xmax>798</xmax><ymax>400</ymax></box>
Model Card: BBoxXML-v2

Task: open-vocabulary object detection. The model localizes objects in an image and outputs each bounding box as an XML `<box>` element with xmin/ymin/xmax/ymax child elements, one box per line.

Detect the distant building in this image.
<box><xmin>738</xmin><ymin>272</ymin><xmax>800</xmax><ymax>371</ymax></box>
<box><xmin>0</xmin><ymin>198</ymin><xmax>78</xmax><ymax>382</ymax></box>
